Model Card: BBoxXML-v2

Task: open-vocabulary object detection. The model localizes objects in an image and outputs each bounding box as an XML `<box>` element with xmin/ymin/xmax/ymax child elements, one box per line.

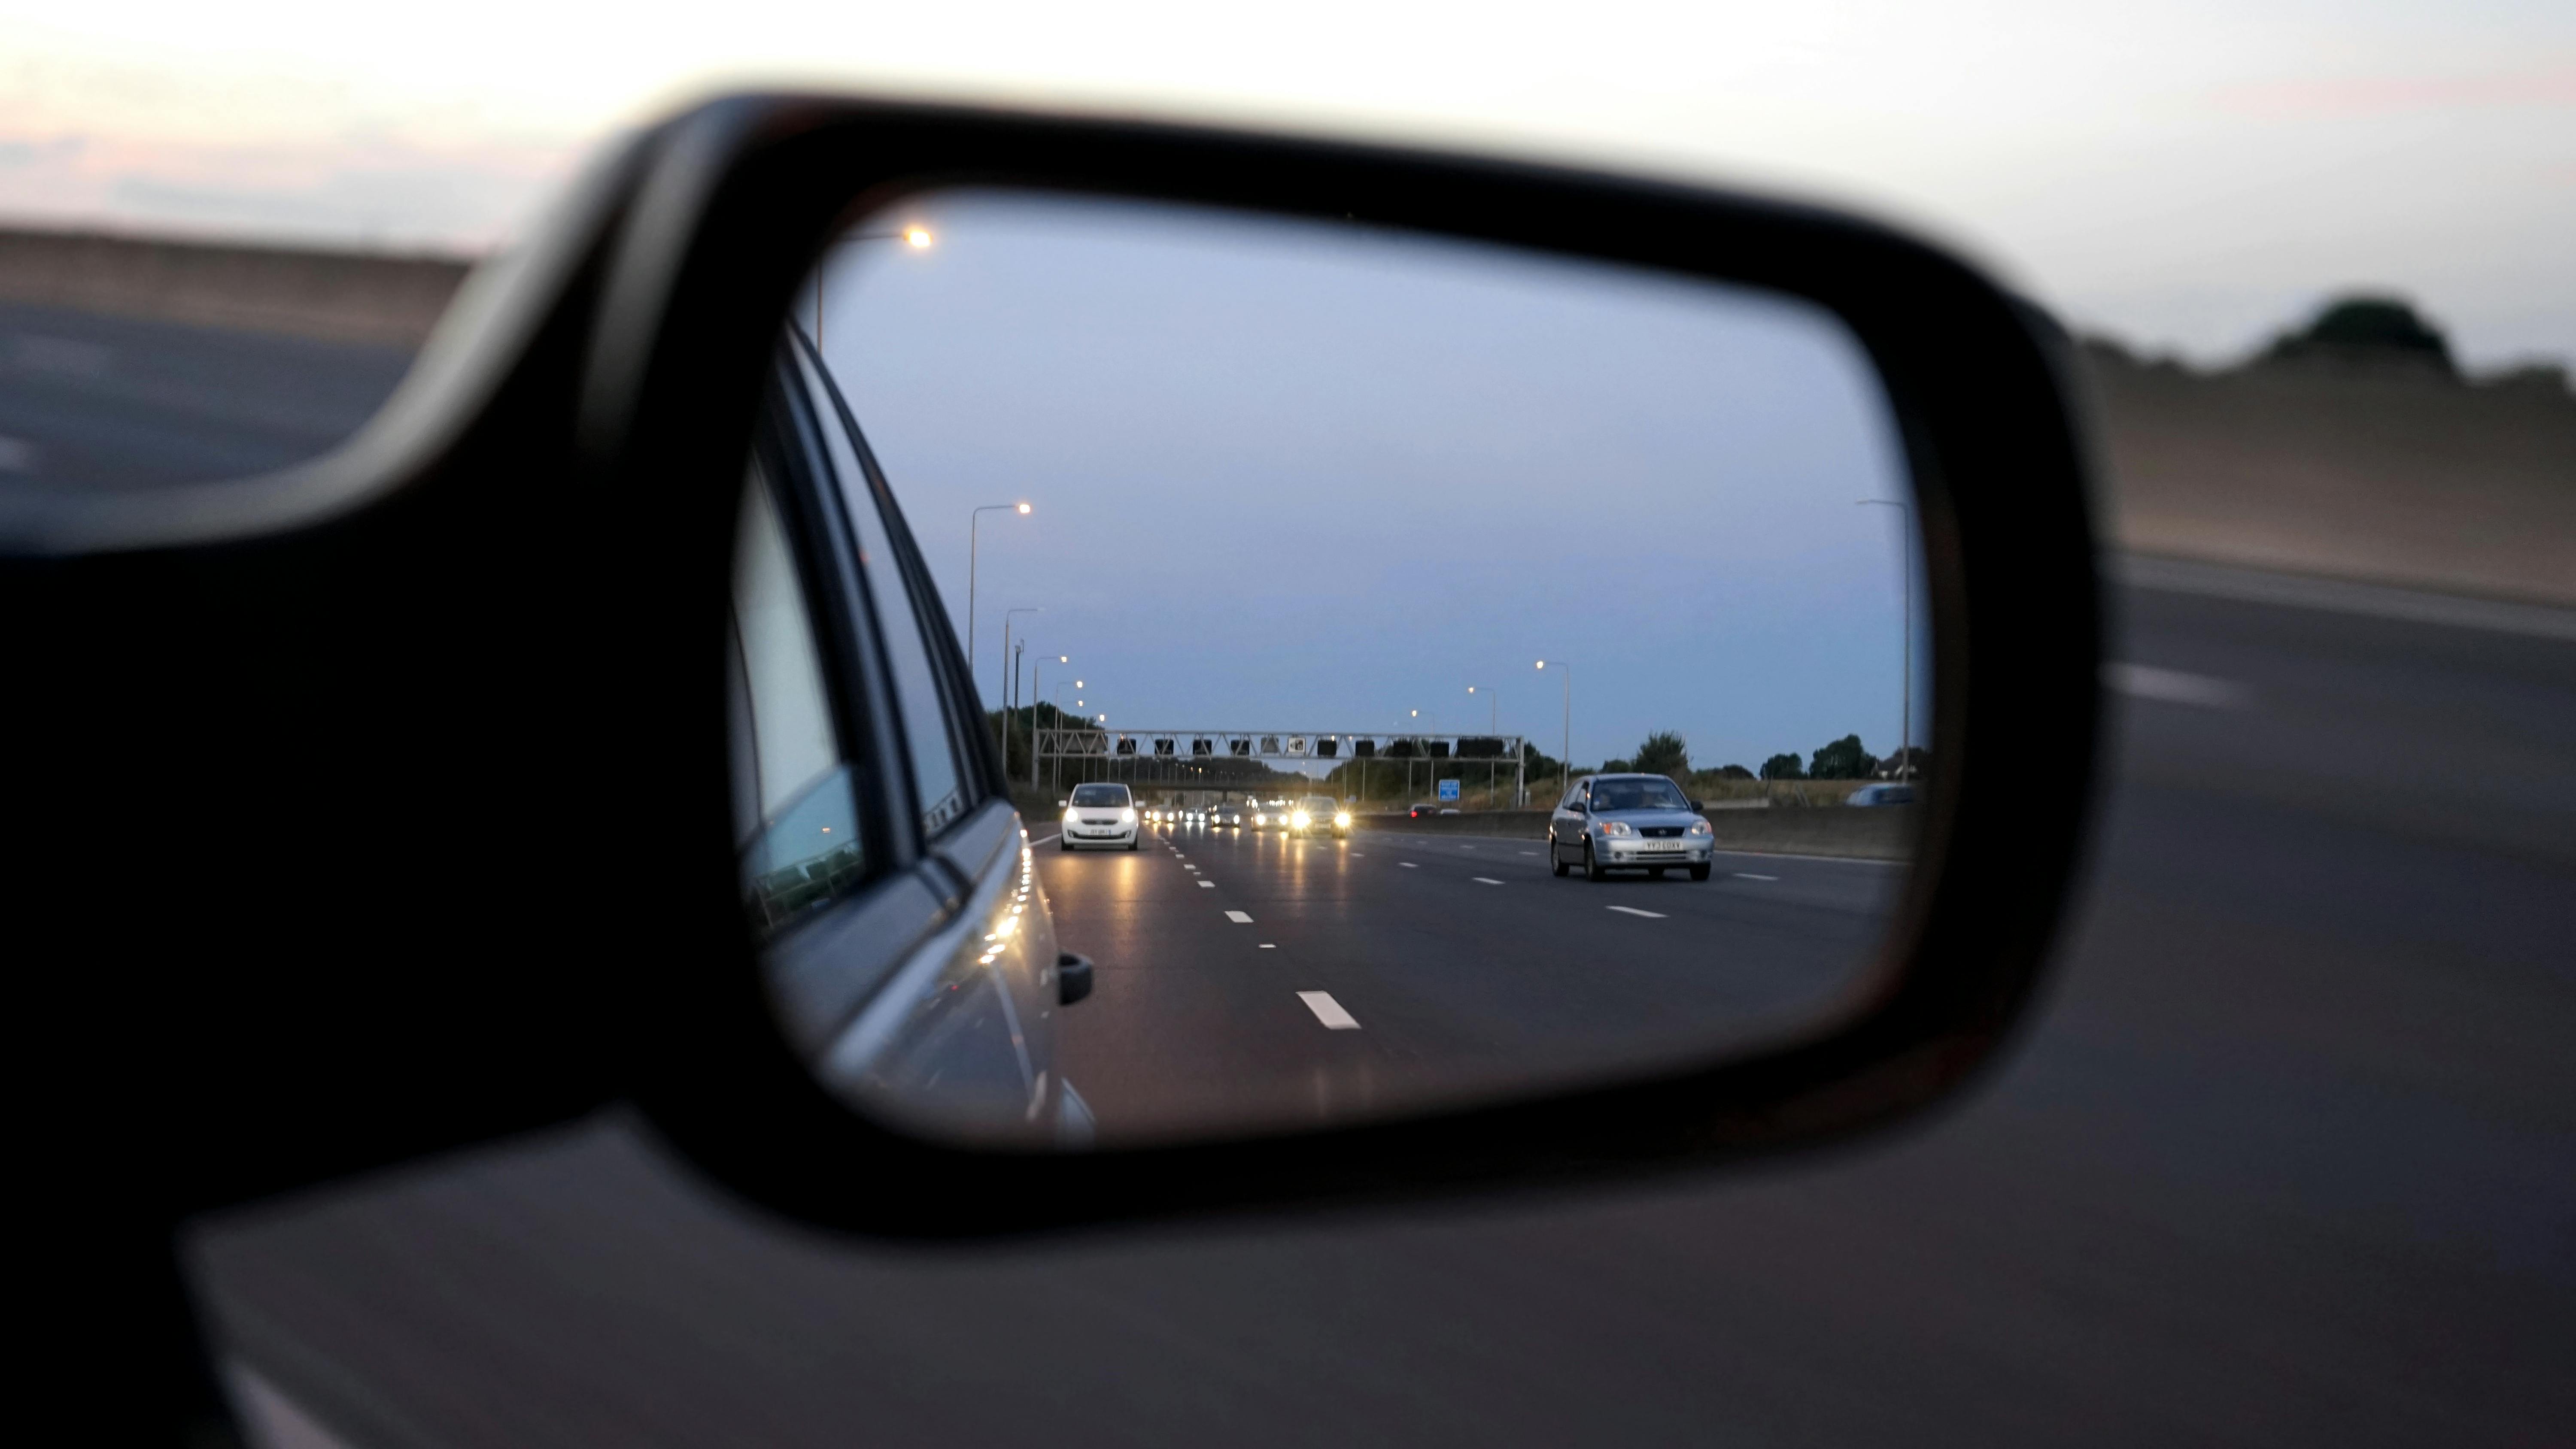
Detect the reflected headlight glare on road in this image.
<box><xmin>1599</xmin><ymin>820</ymin><xmax>1636</xmax><ymax>837</ymax></box>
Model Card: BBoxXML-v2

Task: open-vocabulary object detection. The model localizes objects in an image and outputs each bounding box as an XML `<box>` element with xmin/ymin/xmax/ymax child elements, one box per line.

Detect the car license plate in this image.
<box><xmin>1640</xmin><ymin>840</ymin><xmax>1684</xmax><ymax>852</ymax></box>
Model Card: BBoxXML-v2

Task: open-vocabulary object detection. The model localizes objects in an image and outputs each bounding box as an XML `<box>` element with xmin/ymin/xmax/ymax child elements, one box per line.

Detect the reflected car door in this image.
<box><xmin>1551</xmin><ymin>782</ymin><xmax>1586</xmax><ymax>862</ymax></box>
<box><xmin>781</xmin><ymin>335</ymin><xmax>1085</xmax><ymax>1145</ymax></box>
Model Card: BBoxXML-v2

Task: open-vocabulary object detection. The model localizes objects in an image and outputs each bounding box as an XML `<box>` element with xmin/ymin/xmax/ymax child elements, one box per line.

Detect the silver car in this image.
<box><xmin>1547</xmin><ymin>773</ymin><xmax>1716</xmax><ymax>881</ymax></box>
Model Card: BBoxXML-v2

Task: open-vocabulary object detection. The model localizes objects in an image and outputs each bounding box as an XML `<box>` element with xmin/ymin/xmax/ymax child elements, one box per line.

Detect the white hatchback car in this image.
<box><xmin>1060</xmin><ymin>782</ymin><xmax>1140</xmax><ymax>851</ymax></box>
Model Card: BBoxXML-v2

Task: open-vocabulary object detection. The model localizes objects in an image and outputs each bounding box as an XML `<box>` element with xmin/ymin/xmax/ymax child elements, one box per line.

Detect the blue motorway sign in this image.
<box><xmin>1437</xmin><ymin>778</ymin><xmax>1461</xmax><ymax>801</ymax></box>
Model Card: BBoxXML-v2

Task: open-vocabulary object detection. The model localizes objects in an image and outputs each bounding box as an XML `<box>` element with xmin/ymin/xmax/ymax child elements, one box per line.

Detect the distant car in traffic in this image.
<box><xmin>1060</xmin><ymin>782</ymin><xmax>1140</xmax><ymax>851</ymax></box>
<box><xmin>1407</xmin><ymin>803</ymin><xmax>1442</xmax><ymax>818</ymax></box>
<box><xmin>1848</xmin><ymin>783</ymin><xmax>1916</xmax><ymax>806</ymax></box>
<box><xmin>1208</xmin><ymin>803</ymin><xmax>1242</xmax><ymax>828</ymax></box>
<box><xmin>1287</xmin><ymin>795</ymin><xmax>1352</xmax><ymax>839</ymax></box>
<box><xmin>1547</xmin><ymin>773</ymin><xmax>1716</xmax><ymax>881</ymax></box>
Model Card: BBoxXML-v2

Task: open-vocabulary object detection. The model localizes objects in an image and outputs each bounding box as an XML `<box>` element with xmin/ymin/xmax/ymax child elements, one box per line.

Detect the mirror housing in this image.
<box><xmin>4</xmin><ymin>92</ymin><xmax>2102</xmax><ymax>1244</ymax></box>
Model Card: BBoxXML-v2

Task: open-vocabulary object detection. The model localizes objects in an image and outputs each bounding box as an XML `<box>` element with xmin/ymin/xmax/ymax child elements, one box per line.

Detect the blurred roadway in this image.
<box><xmin>11</xmin><ymin>309</ymin><xmax>2566</xmax><ymax>1446</ymax></box>
<box><xmin>189</xmin><ymin>579</ymin><xmax>2575</xmax><ymax>1446</ymax></box>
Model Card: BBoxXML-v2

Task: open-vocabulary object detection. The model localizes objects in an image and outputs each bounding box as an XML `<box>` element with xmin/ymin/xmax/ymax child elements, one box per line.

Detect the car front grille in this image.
<box><xmin>1641</xmin><ymin>826</ymin><xmax>1684</xmax><ymax>838</ymax></box>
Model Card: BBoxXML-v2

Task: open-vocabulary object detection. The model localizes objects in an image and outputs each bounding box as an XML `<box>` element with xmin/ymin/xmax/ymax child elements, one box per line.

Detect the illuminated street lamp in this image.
<box><xmin>811</xmin><ymin>224</ymin><xmax>932</xmax><ymax>348</ymax></box>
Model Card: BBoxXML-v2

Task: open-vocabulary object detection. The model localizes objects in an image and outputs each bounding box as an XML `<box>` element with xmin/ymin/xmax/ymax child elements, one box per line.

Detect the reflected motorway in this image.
<box><xmin>1036</xmin><ymin>820</ymin><xmax>1898</xmax><ymax>1139</ymax></box>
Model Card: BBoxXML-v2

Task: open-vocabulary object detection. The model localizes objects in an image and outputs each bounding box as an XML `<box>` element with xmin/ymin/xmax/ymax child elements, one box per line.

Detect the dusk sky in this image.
<box><xmin>5</xmin><ymin>2</ymin><xmax>2569</xmax><ymax>369</ymax></box>
<box><xmin>811</xmin><ymin>192</ymin><xmax>1921</xmax><ymax>773</ymax></box>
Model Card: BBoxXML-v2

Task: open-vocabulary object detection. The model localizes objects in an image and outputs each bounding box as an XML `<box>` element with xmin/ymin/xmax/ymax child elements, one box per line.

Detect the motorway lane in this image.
<box><xmin>1042</xmin><ymin>823</ymin><xmax>1900</xmax><ymax>1141</ymax></box>
<box><xmin>0</xmin><ymin>302</ymin><xmax>413</xmax><ymax>488</ymax></box>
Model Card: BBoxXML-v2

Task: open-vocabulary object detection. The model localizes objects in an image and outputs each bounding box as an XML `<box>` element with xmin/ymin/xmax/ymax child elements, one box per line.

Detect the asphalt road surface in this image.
<box><xmin>14</xmin><ymin>311</ymin><xmax>2568</xmax><ymax>1446</ymax></box>
<box><xmin>1039</xmin><ymin>822</ymin><xmax>1900</xmax><ymax>1141</ymax></box>
<box><xmin>0</xmin><ymin>302</ymin><xmax>414</xmax><ymax>488</ymax></box>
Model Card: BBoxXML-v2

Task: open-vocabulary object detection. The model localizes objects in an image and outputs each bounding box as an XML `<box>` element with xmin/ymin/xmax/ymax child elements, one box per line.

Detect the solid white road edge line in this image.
<box><xmin>1297</xmin><ymin>991</ymin><xmax>1361</xmax><ymax>1029</ymax></box>
<box><xmin>1735</xmin><ymin>873</ymin><xmax>1779</xmax><ymax>881</ymax></box>
<box><xmin>1473</xmin><ymin>877</ymin><xmax>1504</xmax><ymax>885</ymax></box>
<box><xmin>1607</xmin><ymin>906</ymin><xmax>1666</xmax><ymax>919</ymax></box>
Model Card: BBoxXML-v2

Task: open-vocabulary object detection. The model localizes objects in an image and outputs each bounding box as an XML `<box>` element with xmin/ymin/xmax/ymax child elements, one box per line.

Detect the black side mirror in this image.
<box><xmin>8</xmin><ymin>91</ymin><xmax>2101</xmax><ymax>1249</ymax></box>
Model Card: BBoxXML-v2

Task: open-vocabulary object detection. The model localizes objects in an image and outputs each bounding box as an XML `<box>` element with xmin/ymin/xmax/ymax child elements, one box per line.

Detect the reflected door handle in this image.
<box><xmin>1057</xmin><ymin>952</ymin><xmax>1095</xmax><ymax>1006</ymax></box>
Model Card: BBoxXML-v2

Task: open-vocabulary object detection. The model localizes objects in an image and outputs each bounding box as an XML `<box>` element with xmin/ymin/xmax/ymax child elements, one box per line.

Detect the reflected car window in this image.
<box><xmin>793</xmin><ymin>346</ymin><xmax>976</xmax><ymax>838</ymax></box>
<box><xmin>730</xmin><ymin>463</ymin><xmax>866</xmax><ymax>933</ymax></box>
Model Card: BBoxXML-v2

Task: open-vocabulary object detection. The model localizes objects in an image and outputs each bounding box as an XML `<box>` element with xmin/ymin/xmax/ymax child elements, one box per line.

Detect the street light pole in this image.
<box><xmin>967</xmin><ymin>502</ymin><xmax>1030</xmax><ymax>688</ymax></box>
<box><xmin>1001</xmin><ymin>607</ymin><xmax>1039</xmax><ymax>770</ymax></box>
<box><xmin>1032</xmin><ymin>655</ymin><xmax>1066</xmax><ymax>790</ymax></box>
<box><xmin>1858</xmin><ymin>499</ymin><xmax>1914</xmax><ymax>776</ymax></box>
<box><xmin>1467</xmin><ymin>685</ymin><xmax>1496</xmax><ymax>807</ymax></box>
<box><xmin>1537</xmin><ymin>661</ymin><xmax>1571</xmax><ymax>794</ymax></box>
<box><xmin>1054</xmin><ymin>680</ymin><xmax>1084</xmax><ymax>794</ymax></box>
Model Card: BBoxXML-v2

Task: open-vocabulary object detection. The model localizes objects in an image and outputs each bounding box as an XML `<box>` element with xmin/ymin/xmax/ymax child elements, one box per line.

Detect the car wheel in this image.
<box><xmin>1648</xmin><ymin>866</ymin><xmax>1667</xmax><ymax>879</ymax></box>
<box><xmin>1127</xmin><ymin>839</ymin><xmax>1139</xmax><ymax>851</ymax></box>
<box><xmin>1549</xmin><ymin>838</ymin><xmax>1570</xmax><ymax>877</ymax></box>
<box><xmin>1688</xmin><ymin>863</ymin><xmax>1712</xmax><ymax>881</ymax></box>
<box><xmin>1584</xmin><ymin>842</ymin><xmax>1607</xmax><ymax>882</ymax></box>
<box><xmin>1059</xmin><ymin>840</ymin><xmax>1074</xmax><ymax>852</ymax></box>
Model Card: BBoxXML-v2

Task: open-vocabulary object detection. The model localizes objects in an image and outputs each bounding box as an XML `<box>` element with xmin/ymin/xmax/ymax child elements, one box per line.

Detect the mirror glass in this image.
<box><xmin>738</xmin><ymin>189</ymin><xmax>1928</xmax><ymax>1149</ymax></box>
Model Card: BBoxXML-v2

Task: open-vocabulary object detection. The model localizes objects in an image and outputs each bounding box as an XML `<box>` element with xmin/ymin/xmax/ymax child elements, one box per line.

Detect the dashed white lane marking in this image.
<box><xmin>2103</xmin><ymin>661</ymin><xmax>2250</xmax><ymax>709</ymax></box>
<box><xmin>1398</xmin><ymin>862</ymin><xmax>1418</xmax><ymax>869</ymax></box>
<box><xmin>1519</xmin><ymin>851</ymin><xmax>1537</xmax><ymax>856</ymax></box>
<box><xmin>1349</xmin><ymin>852</ymin><xmax>1366</xmax><ymax>857</ymax></box>
<box><xmin>1735</xmin><ymin>873</ymin><xmax>1779</xmax><ymax>881</ymax></box>
<box><xmin>1198</xmin><ymin>881</ymin><xmax>1217</xmax><ymax>888</ymax></box>
<box><xmin>1297</xmin><ymin>991</ymin><xmax>1361</xmax><ymax>1029</ymax></box>
<box><xmin>1225</xmin><ymin>910</ymin><xmax>1254</xmax><ymax>923</ymax></box>
<box><xmin>1607</xmin><ymin>906</ymin><xmax>1667</xmax><ymax>919</ymax></box>
<box><xmin>1473</xmin><ymin>877</ymin><xmax>1504</xmax><ymax>885</ymax></box>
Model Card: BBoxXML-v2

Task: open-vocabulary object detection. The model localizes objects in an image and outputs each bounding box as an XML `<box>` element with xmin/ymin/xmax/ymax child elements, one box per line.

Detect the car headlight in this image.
<box><xmin>1334</xmin><ymin>813</ymin><xmax>1352</xmax><ymax>828</ymax></box>
<box><xmin>1118</xmin><ymin>807</ymin><xmax>1136</xmax><ymax>823</ymax></box>
<box><xmin>1292</xmin><ymin>812</ymin><xmax>1311</xmax><ymax>828</ymax></box>
<box><xmin>1687</xmin><ymin>819</ymin><xmax>1713</xmax><ymax>836</ymax></box>
<box><xmin>1598</xmin><ymin>820</ymin><xmax>1636</xmax><ymax>837</ymax></box>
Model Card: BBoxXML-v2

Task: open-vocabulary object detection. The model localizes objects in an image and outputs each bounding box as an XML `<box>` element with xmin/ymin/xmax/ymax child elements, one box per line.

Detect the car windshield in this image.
<box><xmin>1592</xmin><ymin>777</ymin><xmax>1690</xmax><ymax>811</ymax></box>
<box><xmin>1299</xmin><ymin>798</ymin><xmax>1335</xmax><ymax>811</ymax></box>
<box><xmin>1069</xmin><ymin>784</ymin><xmax>1130</xmax><ymax>806</ymax></box>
